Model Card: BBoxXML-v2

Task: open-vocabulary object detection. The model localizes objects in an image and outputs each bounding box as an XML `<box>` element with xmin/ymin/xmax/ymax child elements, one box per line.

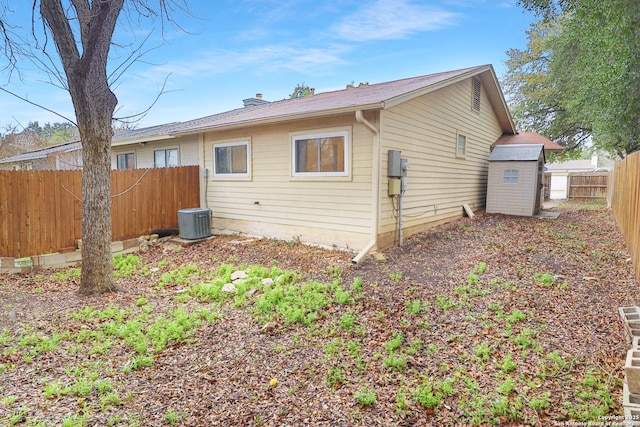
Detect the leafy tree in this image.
<box><xmin>547</xmin><ymin>0</ymin><xmax>640</xmax><ymax>157</ymax></box>
<box><xmin>0</xmin><ymin>124</ymin><xmax>20</xmax><ymax>157</ymax></box>
<box><xmin>0</xmin><ymin>1</ymin><xmax>189</xmax><ymax>295</ymax></box>
<box><xmin>513</xmin><ymin>0</ymin><xmax>640</xmax><ymax>157</ymax></box>
<box><xmin>346</xmin><ymin>81</ymin><xmax>369</xmax><ymax>89</ymax></box>
<box><xmin>502</xmin><ymin>21</ymin><xmax>590</xmax><ymax>153</ymax></box>
<box><xmin>289</xmin><ymin>83</ymin><xmax>313</xmax><ymax>98</ymax></box>
<box><xmin>24</xmin><ymin>121</ymin><xmax>78</xmax><ymax>144</ymax></box>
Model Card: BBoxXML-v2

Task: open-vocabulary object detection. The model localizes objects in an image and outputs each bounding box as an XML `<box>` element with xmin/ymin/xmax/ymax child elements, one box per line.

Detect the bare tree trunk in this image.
<box><xmin>41</xmin><ymin>0</ymin><xmax>124</xmax><ymax>295</ymax></box>
<box><xmin>78</xmin><ymin>116</ymin><xmax>119</xmax><ymax>295</ymax></box>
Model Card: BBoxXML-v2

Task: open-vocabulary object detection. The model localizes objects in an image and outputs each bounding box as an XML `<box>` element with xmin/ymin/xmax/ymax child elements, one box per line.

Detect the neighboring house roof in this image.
<box><xmin>546</xmin><ymin>152</ymin><xmax>614</xmax><ymax>172</ymax></box>
<box><xmin>488</xmin><ymin>144</ymin><xmax>545</xmax><ymax>162</ymax></box>
<box><xmin>545</xmin><ymin>159</ymin><xmax>595</xmax><ymax>171</ymax></box>
<box><xmin>492</xmin><ymin>132</ymin><xmax>564</xmax><ymax>153</ymax></box>
<box><xmin>0</xmin><ymin>140</ymin><xmax>81</xmax><ymax>164</ymax></box>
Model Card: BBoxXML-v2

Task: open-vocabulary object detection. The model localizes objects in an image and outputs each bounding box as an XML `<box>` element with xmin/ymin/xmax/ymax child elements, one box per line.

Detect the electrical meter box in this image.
<box><xmin>389</xmin><ymin>178</ymin><xmax>401</xmax><ymax>196</ymax></box>
<box><xmin>401</xmin><ymin>159</ymin><xmax>410</xmax><ymax>176</ymax></box>
<box><xmin>388</xmin><ymin>150</ymin><xmax>402</xmax><ymax>177</ymax></box>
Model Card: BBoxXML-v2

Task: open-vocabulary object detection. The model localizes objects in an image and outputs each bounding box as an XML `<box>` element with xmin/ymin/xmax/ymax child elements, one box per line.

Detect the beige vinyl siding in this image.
<box><xmin>110</xmin><ymin>135</ymin><xmax>200</xmax><ymax>169</ymax></box>
<box><xmin>56</xmin><ymin>150</ymin><xmax>82</xmax><ymax>170</ymax></box>
<box><xmin>203</xmin><ymin>115</ymin><xmax>374</xmax><ymax>249</ymax></box>
<box><xmin>378</xmin><ymin>77</ymin><xmax>503</xmax><ymax>242</ymax></box>
<box><xmin>486</xmin><ymin>161</ymin><xmax>537</xmax><ymax>216</ymax></box>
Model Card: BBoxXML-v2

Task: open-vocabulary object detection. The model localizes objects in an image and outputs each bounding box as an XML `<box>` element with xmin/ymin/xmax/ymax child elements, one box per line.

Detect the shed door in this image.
<box><xmin>534</xmin><ymin>158</ymin><xmax>543</xmax><ymax>213</ymax></box>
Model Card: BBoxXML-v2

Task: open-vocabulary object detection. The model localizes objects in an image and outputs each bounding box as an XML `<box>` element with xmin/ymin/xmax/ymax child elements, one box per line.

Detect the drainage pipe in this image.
<box><xmin>352</xmin><ymin>110</ymin><xmax>380</xmax><ymax>265</ymax></box>
<box><xmin>399</xmin><ymin>182</ymin><xmax>404</xmax><ymax>246</ymax></box>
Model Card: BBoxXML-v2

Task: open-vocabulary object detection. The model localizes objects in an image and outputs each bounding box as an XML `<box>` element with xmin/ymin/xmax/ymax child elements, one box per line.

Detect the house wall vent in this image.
<box><xmin>178</xmin><ymin>208</ymin><xmax>212</xmax><ymax>240</ymax></box>
<box><xmin>472</xmin><ymin>76</ymin><xmax>481</xmax><ymax>111</ymax></box>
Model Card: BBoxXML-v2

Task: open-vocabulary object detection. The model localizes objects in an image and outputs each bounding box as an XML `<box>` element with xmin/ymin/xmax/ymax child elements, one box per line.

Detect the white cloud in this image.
<box><xmin>135</xmin><ymin>43</ymin><xmax>350</xmax><ymax>84</ymax></box>
<box><xmin>332</xmin><ymin>0</ymin><xmax>459</xmax><ymax>42</ymax></box>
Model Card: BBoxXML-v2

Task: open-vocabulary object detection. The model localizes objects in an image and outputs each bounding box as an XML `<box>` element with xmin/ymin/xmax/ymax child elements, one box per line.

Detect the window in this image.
<box><xmin>154</xmin><ymin>148</ymin><xmax>179</xmax><ymax>168</ymax></box>
<box><xmin>117</xmin><ymin>153</ymin><xmax>135</xmax><ymax>170</ymax></box>
<box><xmin>456</xmin><ymin>133</ymin><xmax>467</xmax><ymax>158</ymax></box>
<box><xmin>503</xmin><ymin>170</ymin><xmax>519</xmax><ymax>184</ymax></box>
<box><xmin>472</xmin><ymin>76</ymin><xmax>481</xmax><ymax>112</ymax></box>
<box><xmin>213</xmin><ymin>141</ymin><xmax>250</xmax><ymax>177</ymax></box>
<box><xmin>292</xmin><ymin>131</ymin><xmax>348</xmax><ymax>177</ymax></box>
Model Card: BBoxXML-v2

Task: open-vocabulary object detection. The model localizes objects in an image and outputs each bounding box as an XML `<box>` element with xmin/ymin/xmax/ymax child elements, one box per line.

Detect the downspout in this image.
<box><xmin>352</xmin><ymin>110</ymin><xmax>380</xmax><ymax>264</ymax></box>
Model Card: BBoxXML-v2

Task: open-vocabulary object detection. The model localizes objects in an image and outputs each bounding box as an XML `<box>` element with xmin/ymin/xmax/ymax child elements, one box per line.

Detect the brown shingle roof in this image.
<box><xmin>173</xmin><ymin>64</ymin><xmax>511</xmax><ymax>134</ymax></box>
<box><xmin>493</xmin><ymin>132</ymin><xmax>564</xmax><ymax>153</ymax></box>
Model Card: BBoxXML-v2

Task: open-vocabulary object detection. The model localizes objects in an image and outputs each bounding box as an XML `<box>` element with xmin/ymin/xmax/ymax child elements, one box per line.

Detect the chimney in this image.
<box><xmin>242</xmin><ymin>94</ymin><xmax>269</xmax><ymax>107</ymax></box>
<box><xmin>310</xmin><ymin>88</ymin><xmax>315</xmax><ymax>96</ymax></box>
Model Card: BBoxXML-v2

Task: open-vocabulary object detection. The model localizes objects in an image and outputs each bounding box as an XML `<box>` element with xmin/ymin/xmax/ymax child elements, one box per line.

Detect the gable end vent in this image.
<box><xmin>472</xmin><ymin>76</ymin><xmax>481</xmax><ymax>112</ymax></box>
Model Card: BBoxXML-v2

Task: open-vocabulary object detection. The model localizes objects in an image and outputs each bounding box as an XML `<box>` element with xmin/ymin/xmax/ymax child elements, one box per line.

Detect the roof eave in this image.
<box><xmin>484</xmin><ymin>68</ymin><xmax>517</xmax><ymax>134</ymax></box>
<box><xmin>383</xmin><ymin>65</ymin><xmax>516</xmax><ymax>134</ymax></box>
<box><xmin>0</xmin><ymin>153</ymin><xmax>47</xmax><ymax>163</ymax></box>
<box><xmin>383</xmin><ymin>65</ymin><xmax>492</xmax><ymax>109</ymax></box>
<box><xmin>111</xmin><ymin>134</ymin><xmax>175</xmax><ymax>147</ymax></box>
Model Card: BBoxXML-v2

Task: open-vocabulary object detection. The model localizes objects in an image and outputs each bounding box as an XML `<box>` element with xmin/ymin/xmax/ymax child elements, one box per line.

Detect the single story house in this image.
<box><xmin>0</xmin><ymin>141</ymin><xmax>82</xmax><ymax>170</ymax></box>
<box><xmin>4</xmin><ymin>65</ymin><xmax>520</xmax><ymax>261</ymax></box>
<box><xmin>110</xmin><ymin>123</ymin><xmax>200</xmax><ymax>170</ymax></box>
<box><xmin>110</xmin><ymin>64</ymin><xmax>517</xmax><ymax>260</ymax></box>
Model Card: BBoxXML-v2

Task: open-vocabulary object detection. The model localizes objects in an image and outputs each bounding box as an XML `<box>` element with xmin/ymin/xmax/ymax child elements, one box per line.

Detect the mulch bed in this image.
<box><xmin>0</xmin><ymin>200</ymin><xmax>638</xmax><ymax>426</ymax></box>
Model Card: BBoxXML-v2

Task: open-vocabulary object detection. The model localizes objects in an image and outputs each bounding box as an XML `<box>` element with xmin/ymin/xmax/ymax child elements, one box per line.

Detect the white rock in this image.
<box><xmin>230</xmin><ymin>271</ymin><xmax>248</xmax><ymax>281</ymax></box>
<box><xmin>261</xmin><ymin>278</ymin><xmax>274</xmax><ymax>286</ymax></box>
<box><xmin>221</xmin><ymin>283</ymin><xmax>237</xmax><ymax>293</ymax></box>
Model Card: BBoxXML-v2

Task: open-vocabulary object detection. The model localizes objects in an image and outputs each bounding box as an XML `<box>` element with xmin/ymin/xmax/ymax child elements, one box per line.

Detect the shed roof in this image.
<box><xmin>492</xmin><ymin>132</ymin><xmax>564</xmax><ymax>152</ymax></box>
<box><xmin>488</xmin><ymin>144</ymin><xmax>545</xmax><ymax>162</ymax></box>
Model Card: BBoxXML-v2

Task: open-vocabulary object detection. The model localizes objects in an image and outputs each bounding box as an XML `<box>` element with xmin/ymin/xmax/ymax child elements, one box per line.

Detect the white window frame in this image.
<box><xmin>154</xmin><ymin>148</ymin><xmax>179</xmax><ymax>168</ymax></box>
<box><xmin>503</xmin><ymin>169</ymin><xmax>519</xmax><ymax>184</ymax></box>
<box><xmin>116</xmin><ymin>152</ymin><xmax>136</xmax><ymax>170</ymax></box>
<box><xmin>456</xmin><ymin>132</ymin><xmax>467</xmax><ymax>158</ymax></box>
<box><xmin>212</xmin><ymin>139</ymin><xmax>251</xmax><ymax>179</ymax></box>
<box><xmin>291</xmin><ymin>130</ymin><xmax>350</xmax><ymax>178</ymax></box>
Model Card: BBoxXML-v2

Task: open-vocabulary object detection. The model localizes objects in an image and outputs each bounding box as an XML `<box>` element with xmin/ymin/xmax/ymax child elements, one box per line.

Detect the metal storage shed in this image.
<box><xmin>486</xmin><ymin>144</ymin><xmax>545</xmax><ymax>216</ymax></box>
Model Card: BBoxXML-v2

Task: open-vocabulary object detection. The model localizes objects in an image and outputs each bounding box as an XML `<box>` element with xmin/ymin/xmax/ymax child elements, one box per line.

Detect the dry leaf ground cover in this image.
<box><xmin>0</xmin><ymin>199</ymin><xmax>638</xmax><ymax>426</ymax></box>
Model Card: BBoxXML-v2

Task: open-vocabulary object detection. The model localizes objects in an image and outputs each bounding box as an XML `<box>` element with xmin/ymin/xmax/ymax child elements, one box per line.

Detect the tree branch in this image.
<box><xmin>0</xmin><ymin>86</ymin><xmax>77</xmax><ymax>125</ymax></box>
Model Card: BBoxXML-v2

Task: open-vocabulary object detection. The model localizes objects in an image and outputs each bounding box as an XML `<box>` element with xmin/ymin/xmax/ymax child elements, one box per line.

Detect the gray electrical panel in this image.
<box><xmin>388</xmin><ymin>150</ymin><xmax>402</xmax><ymax>177</ymax></box>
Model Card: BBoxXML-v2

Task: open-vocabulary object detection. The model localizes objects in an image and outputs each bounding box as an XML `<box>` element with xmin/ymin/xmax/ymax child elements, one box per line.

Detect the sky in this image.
<box><xmin>0</xmin><ymin>0</ymin><xmax>536</xmax><ymax>131</ymax></box>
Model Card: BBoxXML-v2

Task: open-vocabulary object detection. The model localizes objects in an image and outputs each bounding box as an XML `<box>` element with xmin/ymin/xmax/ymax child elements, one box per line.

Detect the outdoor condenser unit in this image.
<box><xmin>177</xmin><ymin>208</ymin><xmax>212</xmax><ymax>240</ymax></box>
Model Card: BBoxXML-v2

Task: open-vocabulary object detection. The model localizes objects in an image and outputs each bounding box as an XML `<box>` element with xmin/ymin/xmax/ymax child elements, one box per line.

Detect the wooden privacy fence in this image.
<box><xmin>543</xmin><ymin>172</ymin><xmax>609</xmax><ymax>200</ymax></box>
<box><xmin>0</xmin><ymin>166</ymin><xmax>200</xmax><ymax>258</ymax></box>
<box><xmin>568</xmin><ymin>172</ymin><xmax>609</xmax><ymax>199</ymax></box>
<box><xmin>611</xmin><ymin>151</ymin><xmax>640</xmax><ymax>283</ymax></box>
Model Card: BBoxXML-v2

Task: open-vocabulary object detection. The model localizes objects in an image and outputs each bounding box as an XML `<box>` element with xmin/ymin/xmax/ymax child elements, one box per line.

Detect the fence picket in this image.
<box><xmin>0</xmin><ymin>166</ymin><xmax>199</xmax><ymax>258</ymax></box>
<box><xmin>612</xmin><ymin>152</ymin><xmax>640</xmax><ymax>283</ymax></box>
